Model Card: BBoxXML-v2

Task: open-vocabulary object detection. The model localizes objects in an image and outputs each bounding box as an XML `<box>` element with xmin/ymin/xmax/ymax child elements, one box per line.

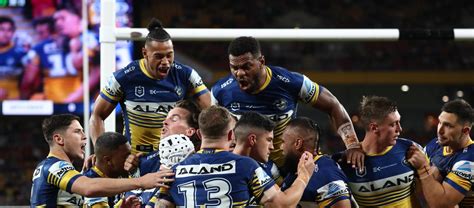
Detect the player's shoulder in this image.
<box><xmin>396</xmin><ymin>138</ymin><xmax>420</xmax><ymax>149</ymax></box>
<box><xmin>269</xmin><ymin>65</ymin><xmax>302</xmax><ymax>81</ymax></box>
<box><xmin>114</xmin><ymin>59</ymin><xmax>141</xmax><ymax>78</ymax></box>
<box><xmin>212</xmin><ymin>74</ymin><xmax>235</xmax><ymax>91</ymax></box>
<box><xmin>424</xmin><ymin>137</ymin><xmax>441</xmax><ymax>151</ymax></box>
<box><xmin>172</xmin><ymin>61</ymin><xmax>195</xmax><ymax>73</ymax></box>
<box><xmin>316</xmin><ymin>155</ymin><xmax>340</xmax><ymax>167</ymax></box>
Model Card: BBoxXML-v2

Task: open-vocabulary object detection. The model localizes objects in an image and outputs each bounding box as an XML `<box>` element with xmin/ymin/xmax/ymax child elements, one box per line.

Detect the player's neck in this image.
<box><xmin>49</xmin><ymin>147</ymin><xmax>72</xmax><ymax>163</ymax></box>
<box><xmin>256</xmin><ymin>65</ymin><xmax>268</xmax><ymax>90</ymax></box>
<box><xmin>94</xmin><ymin>161</ymin><xmax>111</xmax><ymax>178</ymax></box>
<box><xmin>200</xmin><ymin>139</ymin><xmax>230</xmax><ymax>151</ymax></box>
<box><xmin>232</xmin><ymin>144</ymin><xmax>250</xmax><ymax>156</ymax></box>
<box><xmin>449</xmin><ymin>135</ymin><xmax>472</xmax><ymax>152</ymax></box>
<box><xmin>362</xmin><ymin>134</ymin><xmax>391</xmax><ymax>155</ymax></box>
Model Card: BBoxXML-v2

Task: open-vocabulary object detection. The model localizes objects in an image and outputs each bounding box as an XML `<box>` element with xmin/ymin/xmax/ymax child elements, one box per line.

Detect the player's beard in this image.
<box><xmin>282</xmin><ymin>153</ymin><xmax>299</xmax><ymax>175</ymax></box>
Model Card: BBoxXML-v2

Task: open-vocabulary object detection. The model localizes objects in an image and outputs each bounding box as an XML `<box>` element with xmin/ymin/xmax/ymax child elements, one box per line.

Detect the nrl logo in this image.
<box><xmin>135</xmin><ymin>86</ymin><xmax>145</xmax><ymax>97</ymax></box>
<box><xmin>174</xmin><ymin>86</ymin><xmax>183</xmax><ymax>97</ymax></box>
<box><xmin>356</xmin><ymin>166</ymin><xmax>367</xmax><ymax>177</ymax></box>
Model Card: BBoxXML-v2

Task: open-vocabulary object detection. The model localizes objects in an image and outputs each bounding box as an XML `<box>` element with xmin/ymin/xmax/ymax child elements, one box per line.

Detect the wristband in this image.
<box><xmin>295</xmin><ymin>178</ymin><xmax>307</xmax><ymax>187</ymax></box>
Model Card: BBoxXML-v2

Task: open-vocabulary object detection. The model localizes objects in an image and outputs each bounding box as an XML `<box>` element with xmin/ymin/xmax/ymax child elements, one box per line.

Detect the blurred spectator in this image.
<box><xmin>0</xmin><ymin>16</ymin><xmax>28</xmax><ymax>100</ymax></box>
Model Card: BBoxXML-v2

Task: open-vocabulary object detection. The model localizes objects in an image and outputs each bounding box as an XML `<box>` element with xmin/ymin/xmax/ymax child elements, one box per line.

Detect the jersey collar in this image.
<box><xmin>252</xmin><ymin>66</ymin><xmax>272</xmax><ymax>94</ymax></box>
<box><xmin>443</xmin><ymin>139</ymin><xmax>474</xmax><ymax>156</ymax></box>
<box><xmin>91</xmin><ymin>166</ymin><xmax>108</xmax><ymax>178</ymax></box>
<box><xmin>197</xmin><ymin>148</ymin><xmax>227</xmax><ymax>154</ymax></box>
<box><xmin>139</xmin><ymin>59</ymin><xmax>156</xmax><ymax>79</ymax></box>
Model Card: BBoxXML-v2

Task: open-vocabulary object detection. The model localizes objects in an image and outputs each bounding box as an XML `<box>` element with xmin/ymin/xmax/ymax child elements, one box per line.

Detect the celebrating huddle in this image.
<box><xmin>30</xmin><ymin>18</ymin><xmax>474</xmax><ymax>208</ymax></box>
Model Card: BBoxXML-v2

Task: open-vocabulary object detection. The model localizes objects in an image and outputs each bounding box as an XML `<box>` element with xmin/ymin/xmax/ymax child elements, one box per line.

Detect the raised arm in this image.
<box><xmin>89</xmin><ymin>96</ymin><xmax>117</xmax><ymax>144</ymax></box>
<box><xmin>313</xmin><ymin>88</ymin><xmax>364</xmax><ymax>170</ymax></box>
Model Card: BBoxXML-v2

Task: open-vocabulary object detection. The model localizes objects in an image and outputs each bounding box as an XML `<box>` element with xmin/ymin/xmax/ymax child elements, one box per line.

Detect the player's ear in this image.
<box><xmin>295</xmin><ymin>137</ymin><xmax>303</xmax><ymax>151</ymax></box>
<box><xmin>462</xmin><ymin>126</ymin><xmax>471</xmax><ymax>134</ymax></box>
<box><xmin>53</xmin><ymin>133</ymin><xmax>64</xmax><ymax>146</ymax></box>
<box><xmin>196</xmin><ymin>129</ymin><xmax>202</xmax><ymax>140</ymax></box>
<box><xmin>369</xmin><ymin>123</ymin><xmax>378</xmax><ymax>132</ymax></box>
<box><xmin>185</xmin><ymin>128</ymin><xmax>196</xmax><ymax>138</ymax></box>
<box><xmin>259</xmin><ymin>55</ymin><xmax>265</xmax><ymax>65</ymax></box>
<box><xmin>248</xmin><ymin>134</ymin><xmax>256</xmax><ymax>146</ymax></box>
<box><xmin>142</xmin><ymin>46</ymin><xmax>147</xmax><ymax>58</ymax></box>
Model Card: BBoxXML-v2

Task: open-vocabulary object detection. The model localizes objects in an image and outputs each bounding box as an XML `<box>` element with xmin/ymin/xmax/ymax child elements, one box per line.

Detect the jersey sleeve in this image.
<box><xmin>46</xmin><ymin>161</ymin><xmax>82</xmax><ymax>193</ymax></box>
<box><xmin>187</xmin><ymin>69</ymin><xmax>209</xmax><ymax>98</ymax></box>
<box><xmin>250</xmin><ymin>166</ymin><xmax>276</xmax><ymax>204</ymax></box>
<box><xmin>100</xmin><ymin>74</ymin><xmax>123</xmax><ymax>103</ymax></box>
<box><xmin>210</xmin><ymin>88</ymin><xmax>219</xmax><ymax>105</ymax></box>
<box><xmin>445</xmin><ymin>159</ymin><xmax>474</xmax><ymax>195</ymax></box>
<box><xmin>315</xmin><ymin>157</ymin><xmax>351</xmax><ymax>206</ymax></box>
<box><xmin>297</xmin><ymin>74</ymin><xmax>323</xmax><ymax>105</ymax></box>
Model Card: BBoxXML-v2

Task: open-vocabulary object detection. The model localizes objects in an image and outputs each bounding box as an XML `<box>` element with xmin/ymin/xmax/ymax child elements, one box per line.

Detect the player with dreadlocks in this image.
<box><xmin>90</xmin><ymin>18</ymin><xmax>211</xmax><ymax>154</ymax></box>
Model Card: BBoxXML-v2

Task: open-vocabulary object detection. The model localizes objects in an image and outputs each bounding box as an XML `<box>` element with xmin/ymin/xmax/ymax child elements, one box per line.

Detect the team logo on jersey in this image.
<box><xmin>355</xmin><ymin>166</ymin><xmax>367</xmax><ymax>177</ymax></box>
<box><xmin>135</xmin><ymin>86</ymin><xmax>145</xmax><ymax>97</ymax></box>
<box><xmin>314</xmin><ymin>164</ymin><xmax>319</xmax><ymax>172</ymax></box>
<box><xmin>174</xmin><ymin>86</ymin><xmax>183</xmax><ymax>97</ymax></box>
<box><xmin>273</xmin><ymin>99</ymin><xmax>288</xmax><ymax>110</ymax></box>
<box><xmin>230</xmin><ymin>102</ymin><xmax>240</xmax><ymax>111</ymax></box>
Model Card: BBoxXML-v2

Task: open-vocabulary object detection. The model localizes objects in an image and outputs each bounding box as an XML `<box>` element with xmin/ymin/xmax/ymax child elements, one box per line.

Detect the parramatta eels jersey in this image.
<box><xmin>282</xmin><ymin>155</ymin><xmax>355</xmax><ymax>208</ymax></box>
<box><xmin>124</xmin><ymin>150</ymin><xmax>162</xmax><ymax>206</ymax></box>
<box><xmin>333</xmin><ymin>138</ymin><xmax>421</xmax><ymax>208</ymax></box>
<box><xmin>211</xmin><ymin>65</ymin><xmax>323</xmax><ymax>166</ymax></box>
<box><xmin>166</xmin><ymin>149</ymin><xmax>276</xmax><ymax>207</ymax></box>
<box><xmin>28</xmin><ymin>38</ymin><xmax>81</xmax><ymax>102</ymax></box>
<box><xmin>425</xmin><ymin>138</ymin><xmax>474</xmax><ymax>207</ymax></box>
<box><xmin>100</xmin><ymin>59</ymin><xmax>208</xmax><ymax>154</ymax></box>
<box><xmin>83</xmin><ymin>166</ymin><xmax>117</xmax><ymax>207</ymax></box>
<box><xmin>0</xmin><ymin>43</ymin><xmax>27</xmax><ymax>99</ymax></box>
<box><xmin>30</xmin><ymin>154</ymin><xmax>83</xmax><ymax>207</ymax></box>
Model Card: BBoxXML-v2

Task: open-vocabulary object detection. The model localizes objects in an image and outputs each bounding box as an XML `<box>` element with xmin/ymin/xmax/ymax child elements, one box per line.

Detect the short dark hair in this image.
<box><xmin>33</xmin><ymin>16</ymin><xmax>55</xmax><ymax>32</ymax></box>
<box><xmin>199</xmin><ymin>106</ymin><xmax>233</xmax><ymax>140</ymax></box>
<box><xmin>287</xmin><ymin>117</ymin><xmax>321</xmax><ymax>150</ymax></box>
<box><xmin>175</xmin><ymin>100</ymin><xmax>200</xmax><ymax>129</ymax></box>
<box><xmin>0</xmin><ymin>16</ymin><xmax>15</xmax><ymax>30</ymax></box>
<box><xmin>359</xmin><ymin>96</ymin><xmax>398</xmax><ymax>129</ymax></box>
<box><xmin>442</xmin><ymin>99</ymin><xmax>474</xmax><ymax>126</ymax></box>
<box><xmin>42</xmin><ymin>114</ymin><xmax>80</xmax><ymax>143</ymax></box>
<box><xmin>228</xmin><ymin>36</ymin><xmax>261</xmax><ymax>57</ymax></box>
<box><xmin>234</xmin><ymin>111</ymin><xmax>275</xmax><ymax>142</ymax></box>
<box><xmin>145</xmin><ymin>18</ymin><xmax>171</xmax><ymax>44</ymax></box>
<box><xmin>95</xmin><ymin>132</ymin><xmax>128</xmax><ymax>158</ymax></box>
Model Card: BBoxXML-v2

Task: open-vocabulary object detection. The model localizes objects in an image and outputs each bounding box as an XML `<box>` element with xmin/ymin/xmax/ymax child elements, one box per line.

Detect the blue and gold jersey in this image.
<box><xmin>211</xmin><ymin>66</ymin><xmax>323</xmax><ymax>166</ymax></box>
<box><xmin>0</xmin><ymin>43</ymin><xmax>27</xmax><ymax>99</ymax></box>
<box><xmin>83</xmin><ymin>166</ymin><xmax>117</xmax><ymax>207</ymax></box>
<box><xmin>30</xmin><ymin>154</ymin><xmax>83</xmax><ymax>207</ymax></box>
<box><xmin>100</xmin><ymin>59</ymin><xmax>208</xmax><ymax>154</ymax></box>
<box><xmin>260</xmin><ymin>160</ymin><xmax>283</xmax><ymax>186</ymax></box>
<box><xmin>333</xmin><ymin>138</ymin><xmax>421</xmax><ymax>208</ymax></box>
<box><xmin>167</xmin><ymin>149</ymin><xmax>275</xmax><ymax>207</ymax></box>
<box><xmin>124</xmin><ymin>150</ymin><xmax>162</xmax><ymax>206</ymax></box>
<box><xmin>425</xmin><ymin>138</ymin><xmax>474</xmax><ymax>207</ymax></box>
<box><xmin>282</xmin><ymin>155</ymin><xmax>355</xmax><ymax>208</ymax></box>
<box><xmin>29</xmin><ymin>38</ymin><xmax>82</xmax><ymax>102</ymax></box>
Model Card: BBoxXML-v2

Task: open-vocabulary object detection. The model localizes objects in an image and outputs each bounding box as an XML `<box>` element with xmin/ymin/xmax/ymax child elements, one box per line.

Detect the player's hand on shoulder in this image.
<box><xmin>139</xmin><ymin>169</ymin><xmax>175</xmax><ymax>189</ymax></box>
<box><xmin>345</xmin><ymin>146</ymin><xmax>365</xmax><ymax>172</ymax></box>
<box><xmin>82</xmin><ymin>154</ymin><xmax>96</xmax><ymax>171</ymax></box>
